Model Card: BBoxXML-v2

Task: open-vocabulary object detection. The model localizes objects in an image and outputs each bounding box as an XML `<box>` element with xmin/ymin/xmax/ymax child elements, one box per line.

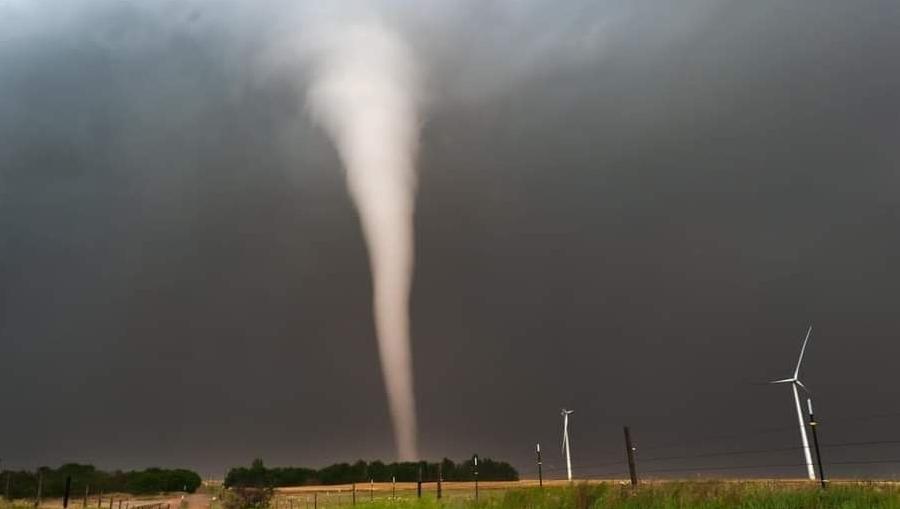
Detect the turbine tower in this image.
<box><xmin>561</xmin><ymin>409</ymin><xmax>574</xmax><ymax>482</ymax></box>
<box><xmin>769</xmin><ymin>325</ymin><xmax>816</xmax><ymax>480</ymax></box>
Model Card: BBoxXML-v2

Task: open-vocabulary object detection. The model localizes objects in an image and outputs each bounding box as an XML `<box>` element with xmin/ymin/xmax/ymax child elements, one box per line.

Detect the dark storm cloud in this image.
<box><xmin>1</xmin><ymin>0</ymin><xmax>900</xmax><ymax>480</ymax></box>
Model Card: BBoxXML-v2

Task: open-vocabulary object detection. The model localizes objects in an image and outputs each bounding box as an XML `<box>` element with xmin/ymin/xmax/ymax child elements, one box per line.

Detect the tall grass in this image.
<box><xmin>356</xmin><ymin>482</ymin><xmax>900</xmax><ymax>509</ymax></box>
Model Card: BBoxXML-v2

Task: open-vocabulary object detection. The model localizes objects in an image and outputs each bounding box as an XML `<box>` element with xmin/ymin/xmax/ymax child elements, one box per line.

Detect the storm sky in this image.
<box><xmin>2</xmin><ymin>0</ymin><xmax>900</xmax><ymax>480</ymax></box>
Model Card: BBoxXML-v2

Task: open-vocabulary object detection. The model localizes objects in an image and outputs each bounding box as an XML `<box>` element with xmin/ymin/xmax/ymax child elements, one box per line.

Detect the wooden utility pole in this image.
<box><xmin>536</xmin><ymin>443</ymin><xmax>543</xmax><ymax>489</ymax></box>
<box><xmin>807</xmin><ymin>398</ymin><xmax>827</xmax><ymax>489</ymax></box>
<box><xmin>63</xmin><ymin>476</ymin><xmax>72</xmax><ymax>508</ymax></box>
<box><xmin>35</xmin><ymin>471</ymin><xmax>43</xmax><ymax>508</ymax></box>
<box><xmin>416</xmin><ymin>464</ymin><xmax>422</xmax><ymax>499</ymax></box>
<box><xmin>623</xmin><ymin>426</ymin><xmax>638</xmax><ymax>487</ymax></box>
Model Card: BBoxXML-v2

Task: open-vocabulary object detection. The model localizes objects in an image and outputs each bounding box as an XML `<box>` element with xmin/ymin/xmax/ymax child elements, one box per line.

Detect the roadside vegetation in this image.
<box><xmin>388</xmin><ymin>482</ymin><xmax>900</xmax><ymax>509</ymax></box>
<box><xmin>0</xmin><ymin>464</ymin><xmax>202</xmax><ymax>499</ymax></box>
<box><xmin>271</xmin><ymin>482</ymin><xmax>900</xmax><ymax>509</ymax></box>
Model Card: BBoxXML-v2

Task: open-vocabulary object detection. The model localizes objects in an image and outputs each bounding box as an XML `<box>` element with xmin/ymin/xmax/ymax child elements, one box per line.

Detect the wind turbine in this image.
<box><xmin>561</xmin><ymin>409</ymin><xmax>574</xmax><ymax>482</ymax></box>
<box><xmin>769</xmin><ymin>325</ymin><xmax>816</xmax><ymax>480</ymax></box>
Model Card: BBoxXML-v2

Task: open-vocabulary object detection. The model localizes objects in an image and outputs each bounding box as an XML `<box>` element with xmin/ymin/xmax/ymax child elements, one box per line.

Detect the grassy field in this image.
<box><xmin>271</xmin><ymin>481</ymin><xmax>900</xmax><ymax>509</ymax></box>
<box><xmin>7</xmin><ymin>481</ymin><xmax>900</xmax><ymax>509</ymax></box>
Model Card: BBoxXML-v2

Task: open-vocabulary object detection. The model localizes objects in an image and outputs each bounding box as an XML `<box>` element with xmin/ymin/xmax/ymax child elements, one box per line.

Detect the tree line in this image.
<box><xmin>0</xmin><ymin>464</ymin><xmax>202</xmax><ymax>499</ymax></box>
<box><xmin>225</xmin><ymin>458</ymin><xmax>518</xmax><ymax>487</ymax></box>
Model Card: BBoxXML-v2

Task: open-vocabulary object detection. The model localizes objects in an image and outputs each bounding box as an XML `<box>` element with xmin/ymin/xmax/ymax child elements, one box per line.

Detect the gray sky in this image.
<box><xmin>2</xmin><ymin>0</ymin><xmax>900</xmax><ymax>479</ymax></box>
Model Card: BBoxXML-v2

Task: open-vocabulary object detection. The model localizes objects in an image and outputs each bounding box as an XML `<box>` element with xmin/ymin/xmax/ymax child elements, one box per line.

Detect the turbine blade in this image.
<box><xmin>795</xmin><ymin>379</ymin><xmax>811</xmax><ymax>394</ymax></box>
<box><xmin>769</xmin><ymin>378</ymin><xmax>795</xmax><ymax>384</ymax></box>
<box><xmin>794</xmin><ymin>325</ymin><xmax>813</xmax><ymax>378</ymax></box>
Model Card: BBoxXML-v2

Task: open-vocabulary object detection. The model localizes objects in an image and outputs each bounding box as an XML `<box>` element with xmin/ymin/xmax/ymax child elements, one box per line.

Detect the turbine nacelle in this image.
<box><xmin>769</xmin><ymin>377</ymin><xmax>811</xmax><ymax>393</ymax></box>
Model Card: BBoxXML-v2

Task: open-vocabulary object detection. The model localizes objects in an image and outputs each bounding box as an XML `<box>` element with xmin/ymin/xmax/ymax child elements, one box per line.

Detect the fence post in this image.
<box><xmin>352</xmin><ymin>483</ymin><xmax>356</xmax><ymax>506</ymax></box>
<box><xmin>437</xmin><ymin>464</ymin><xmax>442</xmax><ymax>500</ymax></box>
<box><xmin>109</xmin><ymin>497</ymin><xmax>113</xmax><ymax>509</ymax></box>
<box><xmin>391</xmin><ymin>477</ymin><xmax>395</xmax><ymax>500</ymax></box>
<box><xmin>370</xmin><ymin>480</ymin><xmax>373</xmax><ymax>501</ymax></box>
<box><xmin>536</xmin><ymin>444</ymin><xmax>543</xmax><ymax>489</ymax></box>
<box><xmin>4</xmin><ymin>471</ymin><xmax>11</xmax><ymax>501</ymax></box>
<box><xmin>83</xmin><ymin>485</ymin><xmax>89</xmax><ymax>508</ymax></box>
<box><xmin>98</xmin><ymin>490</ymin><xmax>103</xmax><ymax>508</ymax></box>
<box><xmin>623</xmin><ymin>426</ymin><xmax>638</xmax><ymax>487</ymax></box>
<box><xmin>313</xmin><ymin>492</ymin><xmax>317</xmax><ymax>509</ymax></box>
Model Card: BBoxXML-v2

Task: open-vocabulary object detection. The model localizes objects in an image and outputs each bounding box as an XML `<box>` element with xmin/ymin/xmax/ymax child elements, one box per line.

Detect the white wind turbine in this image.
<box><xmin>769</xmin><ymin>325</ymin><xmax>816</xmax><ymax>480</ymax></box>
<box><xmin>561</xmin><ymin>409</ymin><xmax>574</xmax><ymax>482</ymax></box>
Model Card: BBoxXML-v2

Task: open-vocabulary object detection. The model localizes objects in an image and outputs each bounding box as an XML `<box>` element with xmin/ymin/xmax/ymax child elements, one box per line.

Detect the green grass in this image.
<box><xmin>9</xmin><ymin>482</ymin><xmax>900</xmax><ymax>509</ymax></box>
<box><xmin>344</xmin><ymin>482</ymin><xmax>900</xmax><ymax>509</ymax></box>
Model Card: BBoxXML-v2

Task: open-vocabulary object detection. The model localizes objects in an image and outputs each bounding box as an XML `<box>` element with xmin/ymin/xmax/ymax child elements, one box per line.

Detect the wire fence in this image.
<box><xmin>504</xmin><ymin>408</ymin><xmax>900</xmax><ymax>484</ymax></box>
<box><xmin>4</xmin><ymin>409</ymin><xmax>900</xmax><ymax>508</ymax></box>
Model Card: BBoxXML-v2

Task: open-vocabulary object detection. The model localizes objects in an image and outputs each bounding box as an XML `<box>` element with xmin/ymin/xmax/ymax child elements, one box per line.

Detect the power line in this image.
<box><xmin>632</xmin><ymin>410</ymin><xmax>900</xmax><ymax>455</ymax></box>
<box><xmin>518</xmin><ymin>438</ymin><xmax>900</xmax><ymax>478</ymax></box>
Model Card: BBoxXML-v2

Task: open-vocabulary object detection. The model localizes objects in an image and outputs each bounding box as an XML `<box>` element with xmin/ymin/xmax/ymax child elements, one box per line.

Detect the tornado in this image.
<box><xmin>306</xmin><ymin>23</ymin><xmax>421</xmax><ymax>461</ymax></box>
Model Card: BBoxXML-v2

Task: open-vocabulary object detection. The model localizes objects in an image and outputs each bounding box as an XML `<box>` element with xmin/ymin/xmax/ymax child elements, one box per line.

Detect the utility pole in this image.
<box><xmin>473</xmin><ymin>455</ymin><xmax>479</xmax><ymax>503</ymax></box>
<box><xmin>623</xmin><ymin>426</ymin><xmax>638</xmax><ymax>487</ymax></box>
<box><xmin>535</xmin><ymin>444</ymin><xmax>543</xmax><ymax>489</ymax></box>
<box><xmin>807</xmin><ymin>398</ymin><xmax>827</xmax><ymax>489</ymax></box>
<box><xmin>35</xmin><ymin>471</ymin><xmax>43</xmax><ymax>508</ymax></box>
<box><xmin>416</xmin><ymin>464</ymin><xmax>422</xmax><ymax>499</ymax></box>
<box><xmin>63</xmin><ymin>476</ymin><xmax>72</xmax><ymax>508</ymax></box>
<box><xmin>437</xmin><ymin>463</ymin><xmax>442</xmax><ymax>500</ymax></box>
